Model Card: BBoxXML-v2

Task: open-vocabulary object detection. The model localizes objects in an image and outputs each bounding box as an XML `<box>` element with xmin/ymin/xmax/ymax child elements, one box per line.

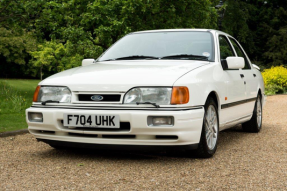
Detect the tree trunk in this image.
<box><xmin>40</xmin><ymin>65</ymin><xmax>42</xmax><ymax>80</ymax></box>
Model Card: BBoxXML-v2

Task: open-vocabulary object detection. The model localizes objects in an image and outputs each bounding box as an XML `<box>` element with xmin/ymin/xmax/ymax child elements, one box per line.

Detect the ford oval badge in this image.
<box><xmin>91</xmin><ymin>95</ymin><xmax>104</xmax><ymax>101</ymax></box>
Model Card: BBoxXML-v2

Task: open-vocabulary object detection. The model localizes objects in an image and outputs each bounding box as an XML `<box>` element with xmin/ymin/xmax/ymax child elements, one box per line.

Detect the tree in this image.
<box><xmin>263</xmin><ymin>7</ymin><xmax>287</xmax><ymax>66</ymax></box>
<box><xmin>0</xmin><ymin>28</ymin><xmax>37</xmax><ymax>65</ymax></box>
<box><xmin>33</xmin><ymin>0</ymin><xmax>218</xmax><ymax>54</ymax></box>
<box><xmin>1</xmin><ymin>0</ymin><xmax>218</xmax><ymax>78</ymax></box>
<box><xmin>221</xmin><ymin>0</ymin><xmax>287</xmax><ymax>67</ymax></box>
<box><xmin>30</xmin><ymin>40</ymin><xmax>83</xmax><ymax>80</ymax></box>
<box><xmin>0</xmin><ymin>0</ymin><xmax>45</xmax><ymax>29</ymax></box>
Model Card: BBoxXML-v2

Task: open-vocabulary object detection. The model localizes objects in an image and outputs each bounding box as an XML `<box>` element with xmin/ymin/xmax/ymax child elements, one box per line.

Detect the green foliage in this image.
<box><xmin>30</xmin><ymin>40</ymin><xmax>84</xmax><ymax>78</ymax></box>
<box><xmin>222</xmin><ymin>0</ymin><xmax>287</xmax><ymax>67</ymax></box>
<box><xmin>1</xmin><ymin>0</ymin><xmax>217</xmax><ymax>78</ymax></box>
<box><xmin>262</xmin><ymin>66</ymin><xmax>287</xmax><ymax>95</ymax></box>
<box><xmin>0</xmin><ymin>80</ymin><xmax>39</xmax><ymax>113</ymax></box>
<box><xmin>34</xmin><ymin>0</ymin><xmax>217</xmax><ymax>52</ymax></box>
<box><xmin>263</xmin><ymin>7</ymin><xmax>287</xmax><ymax>66</ymax></box>
<box><xmin>222</xmin><ymin>0</ymin><xmax>251</xmax><ymax>44</ymax></box>
<box><xmin>265</xmin><ymin>84</ymin><xmax>286</xmax><ymax>96</ymax></box>
<box><xmin>1</xmin><ymin>0</ymin><xmax>287</xmax><ymax>78</ymax></box>
<box><xmin>0</xmin><ymin>79</ymin><xmax>40</xmax><ymax>132</ymax></box>
<box><xmin>0</xmin><ymin>28</ymin><xmax>37</xmax><ymax>64</ymax></box>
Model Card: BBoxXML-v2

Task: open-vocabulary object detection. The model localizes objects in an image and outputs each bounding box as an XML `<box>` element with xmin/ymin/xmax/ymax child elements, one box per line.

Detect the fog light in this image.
<box><xmin>148</xmin><ymin>116</ymin><xmax>174</xmax><ymax>126</ymax></box>
<box><xmin>28</xmin><ymin>112</ymin><xmax>43</xmax><ymax>122</ymax></box>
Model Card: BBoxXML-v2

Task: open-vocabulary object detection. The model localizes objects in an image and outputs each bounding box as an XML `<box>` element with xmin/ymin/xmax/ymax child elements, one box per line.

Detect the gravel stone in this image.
<box><xmin>0</xmin><ymin>95</ymin><xmax>286</xmax><ymax>190</ymax></box>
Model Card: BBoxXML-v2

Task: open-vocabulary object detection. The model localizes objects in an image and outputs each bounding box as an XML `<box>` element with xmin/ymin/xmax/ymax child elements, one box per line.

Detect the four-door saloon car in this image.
<box><xmin>26</xmin><ymin>29</ymin><xmax>266</xmax><ymax>157</ymax></box>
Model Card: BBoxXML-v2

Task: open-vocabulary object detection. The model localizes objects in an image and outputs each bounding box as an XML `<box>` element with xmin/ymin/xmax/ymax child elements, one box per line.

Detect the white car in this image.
<box><xmin>26</xmin><ymin>29</ymin><xmax>266</xmax><ymax>157</ymax></box>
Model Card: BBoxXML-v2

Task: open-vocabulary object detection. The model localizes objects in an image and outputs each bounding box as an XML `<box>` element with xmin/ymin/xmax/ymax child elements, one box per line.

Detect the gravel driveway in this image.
<box><xmin>1</xmin><ymin>95</ymin><xmax>286</xmax><ymax>190</ymax></box>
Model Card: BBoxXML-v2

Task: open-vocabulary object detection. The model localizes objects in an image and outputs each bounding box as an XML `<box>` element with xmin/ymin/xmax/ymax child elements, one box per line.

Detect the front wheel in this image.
<box><xmin>194</xmin><ymin>98</ymin><xmax>219</xmax><ymax>158</ymax></box>
<box><xmin>242</xmin><ymin>95</ymin><xmax>262</xmax><ymax>132</ymax></box>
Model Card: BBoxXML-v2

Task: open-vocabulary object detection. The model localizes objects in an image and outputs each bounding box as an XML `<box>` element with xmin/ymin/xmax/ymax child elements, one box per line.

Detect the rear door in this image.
<box><xmin>218</xmin><ymin>35</ymin><xmax>247</xmax><ymax>123</ymax></box>
<box><xmin>228</xmin><ymin>37</ymin><xmax>257</xmax><ymax>115</ymax></box>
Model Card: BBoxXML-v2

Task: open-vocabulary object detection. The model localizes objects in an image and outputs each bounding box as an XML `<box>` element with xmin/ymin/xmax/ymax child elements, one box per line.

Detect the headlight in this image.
<box><xmin>34</xmin><ymin>86</ymin><xmax>71</xmax><ymax>103</ymax></box>
<box><xmin>123</xmin><ymin>87</ymin><xmax>172</xmax><ymax>105</ymax></box>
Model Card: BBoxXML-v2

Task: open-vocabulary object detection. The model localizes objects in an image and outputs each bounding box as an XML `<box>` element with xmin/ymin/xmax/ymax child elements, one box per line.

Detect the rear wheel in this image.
<box><xmin>194</xmin><ymin>97</ymin><xmax>219</xmax><ymax>158</ymax></box>
<box><xmin>242</xmin><ymin>95</ymin><xmax>262</xmax><ymax>132</ymax></box>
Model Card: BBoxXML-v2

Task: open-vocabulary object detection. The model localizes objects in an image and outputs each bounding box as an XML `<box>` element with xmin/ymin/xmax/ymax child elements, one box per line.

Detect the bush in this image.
<box><xmin>262</xmin><ymin>66</ymin><xmax>287</xmax><ymax>95</ymax></box>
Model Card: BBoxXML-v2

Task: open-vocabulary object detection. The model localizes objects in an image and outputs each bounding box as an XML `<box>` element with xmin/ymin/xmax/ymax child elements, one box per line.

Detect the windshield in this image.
<box><xmin>98</xmin><ymin>31</ymin><xmax>214</xmax><ymax>62</ymax></box>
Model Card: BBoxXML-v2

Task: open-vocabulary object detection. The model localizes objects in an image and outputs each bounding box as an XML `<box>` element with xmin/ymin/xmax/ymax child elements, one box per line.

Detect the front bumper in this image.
<box><xmin>26</xmin><ymin>106</ymin><xmax>204</xmax><ymax>148</ymax></box>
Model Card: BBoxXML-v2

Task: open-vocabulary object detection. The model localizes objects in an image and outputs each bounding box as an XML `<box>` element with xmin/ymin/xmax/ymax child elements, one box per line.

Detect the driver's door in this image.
<box><xmin>218</xmin><ymin>35</ymin><xmax>246</xmax><ymax>124</ymax></box>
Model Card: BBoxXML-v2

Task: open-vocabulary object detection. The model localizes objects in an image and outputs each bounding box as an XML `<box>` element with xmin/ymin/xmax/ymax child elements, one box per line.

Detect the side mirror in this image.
<box><xmin>226</xmin><ymin>57</ymin><xmax>245</xmax><ymax>69</ymax></box>
<box><xmin>82</xmin><ymin>59</ymin><xmax>95</xmax><ymax>66</ymax></box>
<box><xmin>252</xmin><ymin>64</ymin><xmax>260</xmax><ymax>71</ymax></box>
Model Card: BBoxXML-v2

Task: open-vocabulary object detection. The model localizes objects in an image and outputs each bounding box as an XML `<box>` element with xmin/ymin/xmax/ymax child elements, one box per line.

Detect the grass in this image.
<box><xmin>0</xmin><ymin>79</ymin><xmax>40</xmax><ymax>133</ymax></box>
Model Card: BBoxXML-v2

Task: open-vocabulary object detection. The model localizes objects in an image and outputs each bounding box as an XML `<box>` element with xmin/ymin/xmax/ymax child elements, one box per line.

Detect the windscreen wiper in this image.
<box><xmin>136</xmin><ymin>102</ymin><xmax>160</xmax><ymax>108</ymax></box>
<box><xmin>160</xmin><ymin>54</ymin><xmax>208</xmax><ymax>60</ymax></box>
<box><xmin>42</xmin><ymin>100</ymin><xmax>60</xmax><ymax>105</ymax></box>
<box><xmin>101</xmin><ymin>55</ymin><xmax>159</xmax><ymax>61</ymax></box>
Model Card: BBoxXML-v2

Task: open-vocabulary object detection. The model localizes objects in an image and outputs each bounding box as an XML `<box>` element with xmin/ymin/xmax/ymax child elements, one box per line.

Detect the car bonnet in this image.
<box><xmin>40</xmin><ymin>60</ymin><xmax>209</xmax><ymax>92</ymax></box>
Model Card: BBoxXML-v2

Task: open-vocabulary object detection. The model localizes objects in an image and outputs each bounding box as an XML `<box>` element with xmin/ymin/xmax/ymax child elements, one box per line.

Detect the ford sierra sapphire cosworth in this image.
<box><xmin>26</xmin><ymin>29</ymin><xmax>265</xmax><ymax>157</ymax></box>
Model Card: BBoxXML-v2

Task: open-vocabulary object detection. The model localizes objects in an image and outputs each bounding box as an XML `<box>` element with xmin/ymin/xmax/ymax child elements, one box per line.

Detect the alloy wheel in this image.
<box><xmin>257</xmin><ymin>97</ymin><xmax>262</xmax><ymax>128</ymax></box>
<box><xmin>204</xmin><ymin>105</ymin><xmax>218</xmax><ymax>150</ymax></box>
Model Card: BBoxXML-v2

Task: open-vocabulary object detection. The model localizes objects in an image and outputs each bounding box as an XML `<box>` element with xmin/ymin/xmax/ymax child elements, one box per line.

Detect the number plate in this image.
<box><xmin>63</xmin><ymin>114</ymin><xmax>120</xmax><ymax>128</ymax></box>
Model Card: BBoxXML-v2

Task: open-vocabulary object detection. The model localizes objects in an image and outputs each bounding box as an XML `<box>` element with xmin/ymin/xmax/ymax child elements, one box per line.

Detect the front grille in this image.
<box><xmin>32</xmin><ymin>130</ymin><xmax>55</xmax><ymax>135</ymax></box>
<box><xmin>68</xmin><ymin>133</ymin><xmax>98</xmax><ymax>138</ymax></box>
<box><xmin>102</xmin><ymin>135</ymin><xmax>136</xmax><ymax>139</ymax></box>
<box><xmin>155</xmin><ymin>135</ymin><xmax>178</xmax><ymax>140</ymax></box>
<box><xmin>76</xmin><ymin>122</ymin><xmax>130</xmax><ymax>131</ymax></box>
<box><xmin>60</xmin><ymin>121</ymin><xmax>130</xmax><ymax>132</ymax></box>
<box><xmin>78</xmin><ymin>94</ymin><xmax>121</xmax><ymax>102</ymax></box>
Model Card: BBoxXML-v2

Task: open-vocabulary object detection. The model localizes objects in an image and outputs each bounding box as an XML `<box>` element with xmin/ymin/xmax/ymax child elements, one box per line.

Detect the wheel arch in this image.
<box><xmin>258</xmin><ymin>88</ymin><xmax>262</xmax><ymax>98</ymax></box>
<box><xmin>257</xmin><ymin>88</ymin><xmax>265</xmax><ymax>107</ymax></box>
<box><xmin>206</xmin><ymin>91</ymin><xmax>220</xmax><ymax>111</ymax></box>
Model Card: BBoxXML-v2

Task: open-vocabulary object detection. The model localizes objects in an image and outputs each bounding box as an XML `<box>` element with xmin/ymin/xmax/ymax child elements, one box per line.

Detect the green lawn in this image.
<box><xmin>0</xmin><ymin>79</ymin><xmax>40</xmax><ymax>132</ymax></box>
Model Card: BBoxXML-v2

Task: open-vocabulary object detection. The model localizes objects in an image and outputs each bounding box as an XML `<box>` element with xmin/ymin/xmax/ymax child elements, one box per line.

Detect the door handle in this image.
<box><xmin>240</xmin><ymin>74</ymin><xmax>244</xmax><ymax>78</ymax></box>
<box><xmin>253</xmin><ymin>74</ymin><xmax>256</xmax><ymax>77</ymax></box>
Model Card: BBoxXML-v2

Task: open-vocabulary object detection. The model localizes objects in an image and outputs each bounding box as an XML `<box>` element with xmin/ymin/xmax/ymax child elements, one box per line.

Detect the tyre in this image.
<box><xmin>194</xmin><ymin>97</ymin><xmax>219</xmax><ymax>158</ymax></box>
<box><xmin>242</xmin><ymin>95</ymin><xmax>262</xmax><ymax>133</ymax></box>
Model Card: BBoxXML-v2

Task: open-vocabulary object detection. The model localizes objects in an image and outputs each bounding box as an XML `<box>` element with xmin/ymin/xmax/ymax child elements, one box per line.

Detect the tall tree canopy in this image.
<box><xmin>221</xmin><ymin>0</ymin><xmax>287</xmax><ymax>68</ymax></box>
<box><xmin>0</xmin><ymin>0</ymin><xmax>217</xmax><ymax>78</ymax></box>
<box><xmin>0</xmin><ymin>0</ymin><xmax>286</xmax><ymax>79</ymax></box>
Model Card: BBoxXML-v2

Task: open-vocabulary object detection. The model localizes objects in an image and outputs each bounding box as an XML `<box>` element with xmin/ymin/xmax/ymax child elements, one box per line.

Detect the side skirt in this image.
<box><xmin>219</xmin><ymin>114</ymin><xmax>252</xmax><ymax>131</ymax></box>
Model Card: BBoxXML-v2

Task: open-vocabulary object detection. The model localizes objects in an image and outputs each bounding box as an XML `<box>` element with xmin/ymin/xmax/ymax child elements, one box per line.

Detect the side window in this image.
<box><xmin>219</xmin><ymin>35</ymin><xmax>235</xmax><ymax>60</ymax></box>
<box><xmin>229</xmin><ymin>38</ymin><xmax>251</xmax><ymax>69</ymax></box>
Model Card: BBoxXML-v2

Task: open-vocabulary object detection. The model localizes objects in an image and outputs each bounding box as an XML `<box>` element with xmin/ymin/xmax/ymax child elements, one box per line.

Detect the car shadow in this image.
<box><xmin>34</xmin><ymin>124</ymin><xmax>259</xmax><ymax>161</ymax></box>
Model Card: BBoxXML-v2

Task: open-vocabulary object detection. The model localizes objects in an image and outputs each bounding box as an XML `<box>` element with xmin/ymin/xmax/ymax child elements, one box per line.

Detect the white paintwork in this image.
<box><xmin>39</xmin><ymin>60</ymin><xmax>209</xmax><ymax>92</ymax></box>
<box><xmin>26</xmin><ymin>29</ymin><xmax>266</xmax><ymax>148</ymax></box>
<box><xmin>252</xmin><ymin>64</ymin><xmax>260</xmax><ymax>71</ymax></box>
<box><xmin>82</xmin><ymin>59</ymin><xmax>95</xmax><ymax>66</ymax></box>
<box><xmin>226</xmin><ymin>57</ymin><xmax>244</xmax><ymax>69</ymax></box>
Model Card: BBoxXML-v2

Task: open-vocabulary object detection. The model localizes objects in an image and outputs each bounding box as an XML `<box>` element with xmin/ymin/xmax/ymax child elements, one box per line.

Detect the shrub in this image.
<box><xmin>262</xmin><ymin>66</ymin><xmax>287</xmax><ymax>95</ymax></box>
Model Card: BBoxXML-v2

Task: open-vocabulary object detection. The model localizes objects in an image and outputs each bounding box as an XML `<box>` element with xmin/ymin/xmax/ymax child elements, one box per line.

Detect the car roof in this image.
<box><xmin>132</xmin><ymin>29</ymin><xmax>230</xmax><ymax>36</ymax></box>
